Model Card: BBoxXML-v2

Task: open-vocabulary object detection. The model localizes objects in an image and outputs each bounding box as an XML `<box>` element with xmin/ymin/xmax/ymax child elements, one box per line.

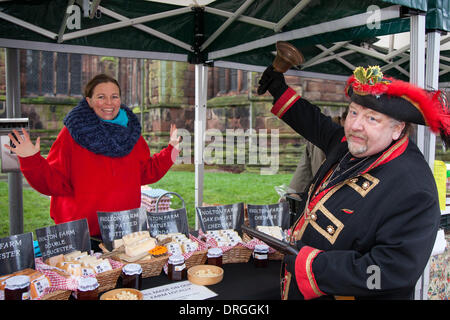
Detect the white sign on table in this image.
<box><xmin>142</xmin><ymin>281</ymin><xmax>217</xmax><ymax>300</ymax></box>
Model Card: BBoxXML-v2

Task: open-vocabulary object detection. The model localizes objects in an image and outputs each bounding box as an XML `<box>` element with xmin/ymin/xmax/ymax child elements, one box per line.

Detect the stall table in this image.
<box><xmin>141</xmin><ymin>260</ymin><xmax>282</xmax><ymax>300</ymax></box>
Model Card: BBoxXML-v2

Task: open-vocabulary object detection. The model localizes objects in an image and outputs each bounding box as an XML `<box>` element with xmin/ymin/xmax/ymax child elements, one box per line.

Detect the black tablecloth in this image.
<box><xmin>141</xmin><ymin>260</ymin><xmax>282</xmax><ymax>300</ymax></box>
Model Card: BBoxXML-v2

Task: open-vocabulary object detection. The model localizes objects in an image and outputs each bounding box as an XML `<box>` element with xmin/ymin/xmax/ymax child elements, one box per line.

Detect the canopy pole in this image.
<box><xmin>194</xmin><ymin>64</ymin><xmax>208</xmax><ymax>230</ymax></box>
<box><xmin>5</xmin><ymin>48</ymin><xmax>24</xmax><ymax>236</ymax></box>
<box><xmin>410</xmin><ymin>12</ymin><xmax>431</xmax><ymax>301</ymax></box>
<box><xmin>424</xmin><ymin>31</ymin><xmax>441</xmax><ymax>168</ymax></box>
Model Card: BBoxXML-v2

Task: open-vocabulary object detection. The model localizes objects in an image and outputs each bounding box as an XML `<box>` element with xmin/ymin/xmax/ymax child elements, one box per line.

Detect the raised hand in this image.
<box><xmin>3</xmin><ymin>128</ymin><xmax>40</xmax><ymax>158</ymax></box>
<box><xmin>169</xmin><ymin>124</ymin><xmax>182</xmax><ymax>150</ymax></box>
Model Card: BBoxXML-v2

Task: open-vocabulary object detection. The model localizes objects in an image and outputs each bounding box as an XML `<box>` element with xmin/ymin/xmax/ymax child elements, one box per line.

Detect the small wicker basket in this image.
<box><xmin>222</xmin><ymin>244</ymin><xmax>252</xmax><ymax>264</ymax></box>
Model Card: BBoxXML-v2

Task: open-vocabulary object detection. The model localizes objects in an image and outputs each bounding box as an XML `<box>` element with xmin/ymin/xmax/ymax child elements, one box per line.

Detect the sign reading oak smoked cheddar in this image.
<box><xmin>196</xmin><ymin>203</ymin><xmax>245</xmax><ymax>232</ymax></box>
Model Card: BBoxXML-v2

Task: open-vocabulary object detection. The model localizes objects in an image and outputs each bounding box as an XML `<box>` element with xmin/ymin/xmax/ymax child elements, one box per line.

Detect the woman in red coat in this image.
<box><xmin>4</xmin><ymin>74</ymin><xmax>181</xmax><ymax>238</ymax></box>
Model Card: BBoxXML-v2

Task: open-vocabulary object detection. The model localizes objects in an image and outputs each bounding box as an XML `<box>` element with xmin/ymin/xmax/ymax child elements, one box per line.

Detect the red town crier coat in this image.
<box><xmin>274</xmin><ymin>88</ymin><xmax>440</xmax><ymax>300</ymax></box>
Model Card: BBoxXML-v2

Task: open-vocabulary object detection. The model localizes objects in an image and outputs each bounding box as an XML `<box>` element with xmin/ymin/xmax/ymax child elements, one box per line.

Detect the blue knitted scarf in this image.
<box><xmin>63</xmin><ymin>98</ymin><xmax>141</xmax><ymax>157</ymax></box>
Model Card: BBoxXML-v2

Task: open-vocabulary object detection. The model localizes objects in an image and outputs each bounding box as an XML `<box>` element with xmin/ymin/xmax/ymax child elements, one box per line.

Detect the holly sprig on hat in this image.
<box><xmin>353</xmin><ymin>66</ymin><xmax>384</xmax><ymax>85</ymax></box>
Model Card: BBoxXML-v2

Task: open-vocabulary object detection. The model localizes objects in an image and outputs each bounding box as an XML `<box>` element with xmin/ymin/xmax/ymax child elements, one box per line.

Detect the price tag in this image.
<box><xmin>146</xmin><ymin>208</ymin><xmax>189</xmax><ymax>237</ymax></box>
<box><xmin>97</xmin><ymin>207</ymin><xmax>148</xmax><ymax>251</ymax></box>
<box><xmin>35</xmin><ymin>219</ymin><xmax>91</xmax><ymax>260</ymax></box>
<box><xmin>0</xmin><ymin>232</ymin><xmax>34</xmax><ymax>276</ymax></box>
<box><xmin>247</xmin><ymin>202</ymin><xmax>290</xmax><ymax>229</ymax></box>
<box><xmin>196</xmin><ymin>203</ymin><xmax>244</xmax><ymax>232</ymax></box>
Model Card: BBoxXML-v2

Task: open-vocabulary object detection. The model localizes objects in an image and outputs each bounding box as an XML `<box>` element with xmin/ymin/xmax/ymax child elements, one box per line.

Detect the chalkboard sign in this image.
<box><xmin>98</xmin><ymin>207</ymin><xmax>148</xmax><ymax>251</ymax></box>
<box><xmin>0</xmin><ymin>232</ymin><xmax>35</xmax><ymax>276</ymax></box>
<box><xmin>247</xmin><ymin>203</ymin><xmax>290</xmax><ymax>229</ymax></box>
<box><xmin>146</xmin><ymin>208</ymin><xmax>189</xmax><ymax>237</ymax></box>
<box><xmin>35</xmin><ymin>219</ymin><xmax>90</xmax><ymax>260</ymax></box>
<box><xmin>196</xmin><ymin>203</ymin><xmax>245</xmax><ymax>232</ymax></box>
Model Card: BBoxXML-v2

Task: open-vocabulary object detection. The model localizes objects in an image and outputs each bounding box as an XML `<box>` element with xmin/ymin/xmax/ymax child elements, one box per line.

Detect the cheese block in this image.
<box><xmin>182</xmin><ymin>241</ymin><xmax>198</xmax><ymax>254</ymax></box>
<box><xmin>45</xmin><ymin>254</ymin><xmax>65</xmax><ymax>267</ymax></box>
<box><xmin>113</xmin><ymin>238</ymin><xmax>124</xmax><ymax>249</ymax></box>
<box><xmin>64</xmin><ymin>250</ymin><xmax>83</xmax><ymax>261</ymax></box>
<box><xmin>122</xmin><ymin>231</ymin><xmax>151</xmax><ymax>246</ymax></box>
<box><xmin>90</xmin><ymin>258</ymin><xmax>113</xmax><ymax>274</ymax></box>
<box><xmin>125</xmin><ymin>237</ymin><xmax>156</xmax><ymax>257</ymax></box>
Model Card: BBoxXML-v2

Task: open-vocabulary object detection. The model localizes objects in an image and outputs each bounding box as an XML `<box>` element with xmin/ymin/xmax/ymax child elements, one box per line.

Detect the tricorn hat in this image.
<box><xmin>346</xmin><ymin>66</ymin><xmax>450</xmax><ymax>145</ymax></box>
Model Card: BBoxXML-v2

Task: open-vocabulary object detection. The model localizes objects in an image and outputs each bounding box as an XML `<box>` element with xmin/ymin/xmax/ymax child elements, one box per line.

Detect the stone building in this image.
<box><xmin>0</xmin><ymin>49</ymin><xmax>349</xmax><ymax>173</ymax></box>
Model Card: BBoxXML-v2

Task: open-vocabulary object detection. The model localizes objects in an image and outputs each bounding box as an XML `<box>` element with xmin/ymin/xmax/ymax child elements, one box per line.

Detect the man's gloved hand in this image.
<box><xmin>283</xmin><ymin>240</ymin><xmax>306</xmax><ymax>275</ymax></box>
<box><xmin>257</xmin><ymin>65</ymin><xmax>288</xmax><ymax>101</ymax></box>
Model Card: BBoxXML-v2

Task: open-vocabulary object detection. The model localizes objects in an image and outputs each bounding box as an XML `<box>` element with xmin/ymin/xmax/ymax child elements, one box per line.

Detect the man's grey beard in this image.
<box><xmin>348</xmin><ymin>141</ymin><xmax>367</xmax><ymax>157</ymax></box>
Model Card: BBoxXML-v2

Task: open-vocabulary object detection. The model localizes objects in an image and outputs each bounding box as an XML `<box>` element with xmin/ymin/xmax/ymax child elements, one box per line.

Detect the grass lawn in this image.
<box><xmin>0</xmin><ymin>171</ymin><xmax>292</xmax><ymax>238</ymax></box>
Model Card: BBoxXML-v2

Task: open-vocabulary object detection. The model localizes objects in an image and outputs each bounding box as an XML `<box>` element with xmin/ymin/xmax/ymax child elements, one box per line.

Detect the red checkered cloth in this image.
<box><xmin>34</xmin><ymin>255</ymin><xmax>124</xmax><ymax>298</ymax></box>
<box><xmin>198</xmin><ymin>230</ymin><xmax>278</xmax><ymax>254</ymax></box>
<box><xmin>35</xmin><ymin>258</ymin><xmax>79</xmax><ymax>295</ymax></box>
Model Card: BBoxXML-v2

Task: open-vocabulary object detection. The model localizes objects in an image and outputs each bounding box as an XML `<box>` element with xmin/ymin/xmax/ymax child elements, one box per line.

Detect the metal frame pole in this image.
<box><xmin>194</xmin><ymin>63</ymin><xmax>208</xmax><ymax>230</ymax></box>
<box><xmin>5</xmin><ymin>48</ymin><xmax>24</xmax><ymax>235</ymax></box>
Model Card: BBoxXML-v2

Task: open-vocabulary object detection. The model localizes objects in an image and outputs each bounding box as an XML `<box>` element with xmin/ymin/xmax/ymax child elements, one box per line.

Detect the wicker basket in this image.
<box><xmin>110</xmin><ymin>255</ymin><xmax>168</xmax><ymax>278</ymax></box>
<box><xmin>185</xmin><ymin>250</ymin><xmax>207</xmax><ymax>269</ymax></box>
<box><xmin>96</xmin><ymin>266</ymin><xmax>122</xmax><ymax>292</ymax></box>
<box><xmin>40</xmin><ymin>289</ymin><xmax>72</xmax><ymax>300</ymax></box>
<box><xmin>222</xmin><ymin>244</ymin><xmax>252</xmax><ymax>264</ymax></box>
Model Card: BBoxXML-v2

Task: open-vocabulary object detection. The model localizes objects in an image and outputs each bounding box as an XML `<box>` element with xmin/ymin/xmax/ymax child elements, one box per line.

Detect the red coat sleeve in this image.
<box><xmin>138</xmin><ymin>137</ymin><xmax>179</xmax><ymax>185</ymax></box>
<box><xmin>18</xmin><ymin>128</ymin><xmax>73</xmax><ymax>196</ymax></box>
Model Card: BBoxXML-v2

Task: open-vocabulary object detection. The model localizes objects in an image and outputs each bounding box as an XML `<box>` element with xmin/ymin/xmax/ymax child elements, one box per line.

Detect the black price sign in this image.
<box><xmin>97</xmin><ymin>208</ymin><xmax>148</xmax><ymax>251</ymax></box>
<box><xmin>35</xmin><ymin>219</ymin><xmax>91</xmax><ymax>260</ymax></box>
<box><xmin>0</xmin><ymin>232</ymin><xmax>35</xmax><ymax>276</ymax></box>
<box><xmin>247</xmin><ymin>203</ymin><xmax>290</xmax><ymax>229</ymax></box>
<box><xmin>196</xmin><ymin>203</ymin><xmax>245</xmax><ymax>232</ymax></box>
<box><xmin>146</xmin><ymin>208</ymin><xmax>189</xmax><ymax>237</ymax></box>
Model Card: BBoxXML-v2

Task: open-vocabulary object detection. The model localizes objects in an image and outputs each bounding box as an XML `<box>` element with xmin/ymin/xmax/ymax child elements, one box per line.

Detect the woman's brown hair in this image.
<box><xmin>84</xmin><ymin>74</ymin><xmax>121</xmax><ymax>98</ymax></box>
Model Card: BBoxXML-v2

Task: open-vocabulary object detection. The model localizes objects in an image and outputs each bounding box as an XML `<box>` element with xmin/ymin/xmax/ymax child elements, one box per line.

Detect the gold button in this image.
<box><xmin>362</xmin><ymin>181</ymin><xmax>370</xmax><ymax>190</ymax></box>
<box><xmin>326</xmin><ymin>225</ymin><xmax>335</xmax><ymax>235</ymax></box>
<box><xmin>310</xmin><ymin>213</ymin><xmax>317</xmax><ymax>221</ymax></box>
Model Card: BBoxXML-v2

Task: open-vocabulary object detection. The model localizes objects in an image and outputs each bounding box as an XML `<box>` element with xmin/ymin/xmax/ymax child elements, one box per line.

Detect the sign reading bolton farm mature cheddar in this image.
<box><xmin>196</xmin><ymin>203</ymin><xmax>245</xmax><ymax>232</ymax></box>
<box><xmin>146</xmin><ymin>208</ymin><xmax>189</xmax><ymax>237</ymax></box>
<box><xmin>0</xmin><ymin>232</ymin><xmax>34</xmax><ymax>276</ymax></box>
<box><xmin>247</xmin><ymin>203</ymin><xmax>290</xmax><ymax>229</ymax></box>
<box><xmin>35</xmin><ymin>219</ymin><xmax>90</xmax><ymax>259</ymax></box>
<box><xmin>97</xmin><ymin>208</ymin><xmax>148</xmax><ymax>251</ymax></box>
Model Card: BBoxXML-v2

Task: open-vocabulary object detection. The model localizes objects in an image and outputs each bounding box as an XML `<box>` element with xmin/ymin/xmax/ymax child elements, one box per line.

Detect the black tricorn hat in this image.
<box><xmin>345</xmin><ymin>66</ymin><xmax>450</xmax><ymax>145</ymax></box>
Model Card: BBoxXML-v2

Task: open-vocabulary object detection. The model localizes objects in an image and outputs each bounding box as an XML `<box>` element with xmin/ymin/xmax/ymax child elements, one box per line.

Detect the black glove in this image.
<box><xmin>282</xmin><ymin>240</ymin><xmax>306</xmax><ymax>275</ymax></box>
<box><xmin>257</xmin><ymin>65</ymin><xmax>288</xmax><ymax>101</ymax></box>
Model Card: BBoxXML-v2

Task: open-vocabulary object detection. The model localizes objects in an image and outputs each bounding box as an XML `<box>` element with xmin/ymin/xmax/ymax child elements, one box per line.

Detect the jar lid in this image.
<box><xmin>77</xmin><ymin>277</ymin><xmax>99</xmax><ymax>291</ymax></box>
<box><xmin>254</xmin><ymin>244</ymin><xmax>269</xmax><ymax>253</ymax></box>
<box><xmin>207</xmin><ymin>247</ymin><xmax>223</xmax><ymax>257</ymax></box>
<box><xmin>168</xmin><ymin>254</ymin><xmax>185</xmax><ymax>264</ymax></box>
<box><xmin>5</xmin><ymin>275</ymin><xmax>30</xmax><ymax>290</ymax></box>
<box><xmin>122</xmin><ymin>263</ymin><xmax>142</xmax><ymax>275</ymax></box>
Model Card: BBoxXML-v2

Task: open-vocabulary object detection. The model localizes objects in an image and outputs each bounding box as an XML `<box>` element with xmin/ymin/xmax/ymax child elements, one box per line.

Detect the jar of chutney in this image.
<box><xmin>207</xmin><ymin>248</ymin><xmax>223</xmax><ymax>268</ymax></box>
<box><xmin>120</xmin><ymin>263</ymin><xmax>142</xmax><ymax>290</ymax></box>
<box><xmin>253</xmin><ymin>244</ymin><xmax>269</xmax><ymax>268</ymax></box>
<box><xmin>4</xmin><ymin>275</ymin><xmax>30</xmax><ymax>300</ymax></box>
<box><xmin>167</xmin><ymin>254</ymin><xmax>186</xmax><ymax>281</ymax></box>
<box><xmin>76</xmin><ymin>277</ymin><xmax>99</xmax><ymax>300</ymax></box>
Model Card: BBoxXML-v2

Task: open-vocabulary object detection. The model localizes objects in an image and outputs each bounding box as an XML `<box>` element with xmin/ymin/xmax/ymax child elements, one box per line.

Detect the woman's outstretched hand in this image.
<box><xmin>3</xmin><ymin>128</ymin><xmax>40</xmax><ymax>158</ymax></box>
<box><xmin>169</xmin><ymin>124</ymin><xmax>182</xmax><ymax>150</ymax></box>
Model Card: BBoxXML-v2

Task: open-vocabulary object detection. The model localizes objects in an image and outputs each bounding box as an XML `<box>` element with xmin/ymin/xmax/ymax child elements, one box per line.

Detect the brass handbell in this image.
<box><xmin>272</xmin><ymin>41</ymin><xmax>304</xmax><ymax>73</ymax></box>
<box><xmin>257</xmin><ymin>41</ymin><xmax>304</xmax><ymax>95</ymax></box>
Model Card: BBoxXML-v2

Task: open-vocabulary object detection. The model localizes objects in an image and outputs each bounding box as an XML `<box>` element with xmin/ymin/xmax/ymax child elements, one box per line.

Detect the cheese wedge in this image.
<box><xmin>125</xmin><ymin>237</ymin><xmax>156</xmax><ymax>257</ymax></box>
